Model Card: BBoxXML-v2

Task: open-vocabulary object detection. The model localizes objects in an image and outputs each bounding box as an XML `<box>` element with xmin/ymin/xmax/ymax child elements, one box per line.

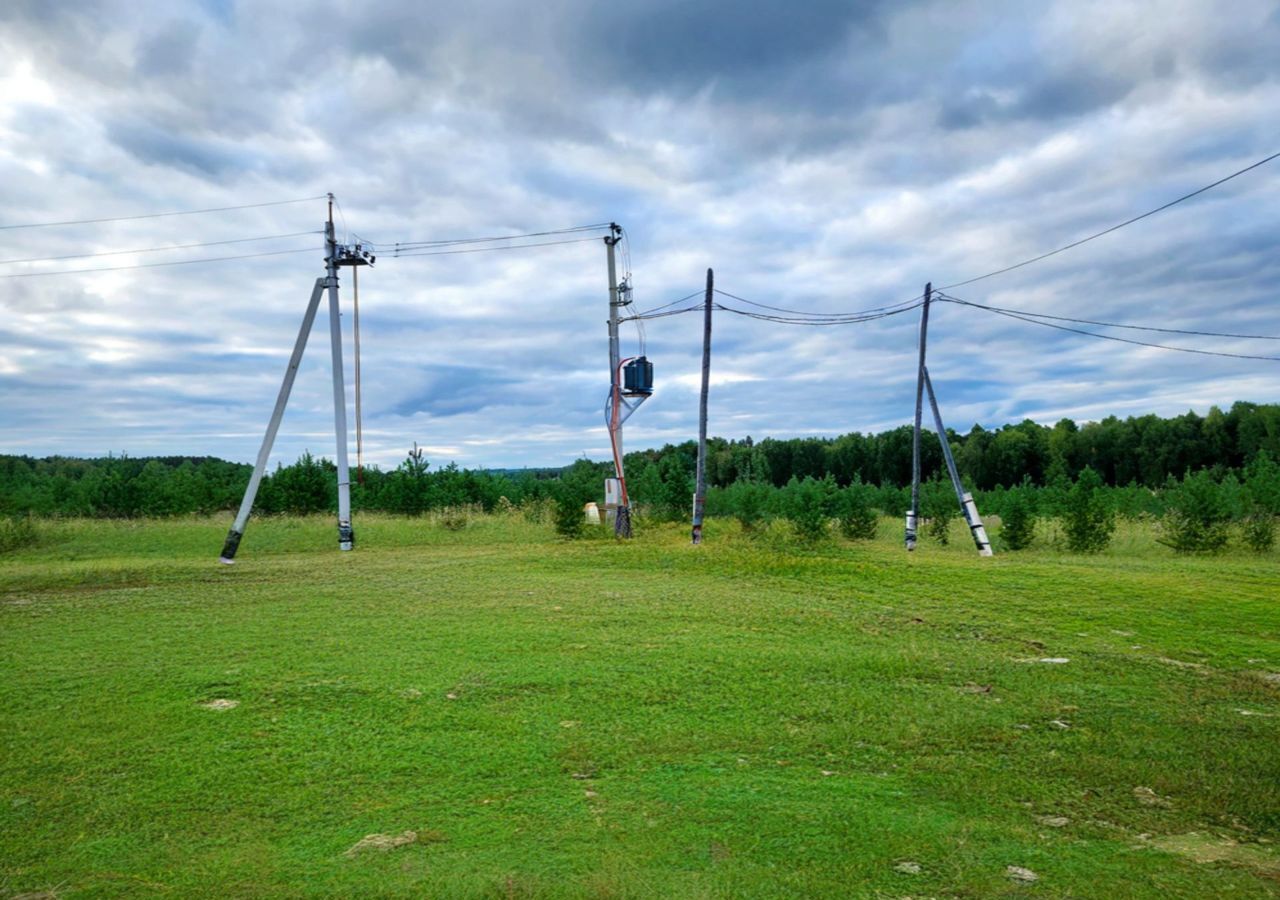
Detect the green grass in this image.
<box><xmin>2</xmin><ymin>514</ymin><xmax>1278</xmax><ymax>898</ymax></box>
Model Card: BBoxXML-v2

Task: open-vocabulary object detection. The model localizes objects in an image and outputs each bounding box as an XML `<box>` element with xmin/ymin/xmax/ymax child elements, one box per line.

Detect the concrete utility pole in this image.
<box><xmin>604</xmin><ymin>223</ymin><xmax>631</xmax><ymax>537</ymax></box>
<box><xmin>923</xmin><ymin>367</ymin><xmax>993</xmax><ymax>556</ymax></box>
<box><xmin>219</xmin><ymin>277</ymin><xmax>328</xmax><ymax>563</ymax></box>
<box><xmin>220</xmin><ymin>195</ymin><xmax>373</xmax><ymax>562</ymax></box>
<box><xmin>692</xmin><ymin>268</ymin><xmax>713</xmax><ymax>544</ymax></box>
<box><xmin>906</xmin><ymin>282</ymin><xmax>932</xmax><ymax>551</ymax></box>
<box><xmin>325</xmin><ymin>196</ymin><xmax>354</xmax><ymax>551</ymax></box>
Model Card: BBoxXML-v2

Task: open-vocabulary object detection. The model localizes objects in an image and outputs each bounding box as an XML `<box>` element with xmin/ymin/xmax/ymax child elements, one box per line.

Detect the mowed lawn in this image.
<box><xmin>1</xmin><ymin>515</ymin><xmax>1278</xmax><ymax>898</ymax></box>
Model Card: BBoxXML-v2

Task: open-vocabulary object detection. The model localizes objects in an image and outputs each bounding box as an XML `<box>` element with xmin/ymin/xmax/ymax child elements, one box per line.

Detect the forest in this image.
<box><xmin>2</xmin><ymin>401</ymin><xmax>1278</xmax><ymax>554</ymax></box>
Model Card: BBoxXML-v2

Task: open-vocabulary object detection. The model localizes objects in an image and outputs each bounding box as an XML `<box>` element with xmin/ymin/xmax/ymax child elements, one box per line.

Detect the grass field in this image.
<box><xmin>2</xmin><ymin>514</ymin><xmax>1278</xmax><ymax>898</ymax></box>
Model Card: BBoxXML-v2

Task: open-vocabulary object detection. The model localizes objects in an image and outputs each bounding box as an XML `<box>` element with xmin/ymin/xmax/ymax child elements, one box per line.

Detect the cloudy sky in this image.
<box><xmin>1</xmin><ymin>0</ymin><xmax>1277</xmax><ymax>471</ymax></box>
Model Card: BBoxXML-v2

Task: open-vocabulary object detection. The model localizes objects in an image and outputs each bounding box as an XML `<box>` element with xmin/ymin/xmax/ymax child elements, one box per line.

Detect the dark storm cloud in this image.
<box><xmin>106</xmin><ymin>119</ymin><xmax>263</xmax><ymax>177</ymax></box>
<box><xmin>578</xmin><ymin>0</ymin><xmax>892</xmax><ymax>95</ymax></box>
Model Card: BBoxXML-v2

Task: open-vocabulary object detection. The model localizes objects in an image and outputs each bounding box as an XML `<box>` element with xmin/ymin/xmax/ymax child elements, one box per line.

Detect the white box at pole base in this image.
<box><xmin>604</xmin><ymin>478</ymin><xmax>622</xmax><ymax>510</ymax></box>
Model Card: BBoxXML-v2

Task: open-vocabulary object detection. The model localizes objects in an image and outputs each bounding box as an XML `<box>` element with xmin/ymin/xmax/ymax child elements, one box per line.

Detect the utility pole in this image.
<box><xmin>325</xmin><ymin>195</ymin><xmax>354</xmax><ymax>551</ymax></box>
<box><xmin>219</xmin><ymin>278</ymin><xmax>327</xmax><ymax>563</ymax></box>
<box><xmin>906</xmin><ymin>282</ymin><xmax>931</xmax><ymax>550</ymax></box>
<box><xmin>923</xmin><ymin>367</ymin><xmax>993</xmax><ymax>556</ymax></box>
<box><xmin>220</xmin><ymin>195</ymin><xmax>373</xmax><ymax>562</ymax></box>
<box><xmin>604</xmin><ymin>223</ymin><xmax>631</xmax><ymax>537</ymax></box>
<box><xmin>692</xmin><ymin>268</ymin><xmax>713</xmax><ymax>544</ymax></box>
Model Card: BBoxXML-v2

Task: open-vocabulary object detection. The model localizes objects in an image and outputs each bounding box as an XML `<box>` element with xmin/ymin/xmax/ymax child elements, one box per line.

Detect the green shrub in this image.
<box><xmin>0</xmin><ymin>516</ymin><xmax>40</xmax><ymax>554</ymax></box>
<box><xmin>781</xmin><ymin>476</ymin><xmax>833</xmax><ymax>544</ymax></box>
<box><xmin>922</xmin><ymin>478</ymin><xmax>954</xmax><ymax>545</ymax></box>
<box><xmin>1063</xmin><ymin>467</ymin><xmax>1115</xmax><ymax>553</ymax></box>
<box><xmin>439</xmin><ymin>509</ymin><xmax>470</xmax><ymax>531</ymax></box>
<box><xmin>1000</xmin><ymin>486</ymin><xmax>1036</xmax><ymax>551</ymax></box>
<box><xmin>1157</xmin><ymin>469</ymin><xmax>1231</xmax><ymax>554</ymax></box>
<box><xmin>552</xmin><ymin>490</ymin><xmax>585</xmax><ymax>539</ymax></box>
<box><xmin>837</xmin><ymin>481</ymin><xmax>878</xmax><ymax>540</ymax></box>
<box><xmin>1242</xmin><ymin>513</ymin><xmax>1276</xmax><ymax>553</ymax></box>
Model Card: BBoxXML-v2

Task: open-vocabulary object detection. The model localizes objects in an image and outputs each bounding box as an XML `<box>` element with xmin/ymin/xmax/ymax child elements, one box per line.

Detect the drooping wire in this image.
<box><xmin>945</xmin><ymin>293</ymin><xmax>1280</xmax><ymax>362</ymax></box>
<box><xmin>332</xmin><ymin>195</ymin><xmax>350</xmax><ymax>246</ymax></box>
<box><xmin>628</xmin><ymin>290</ymin><xmax>705</xmax><ymax>319</ymax></box>
<box><xmin>712</xmin><ymin>300</ymin><xmax>924</xmax><ymax>325</ymax></box>
<box><xmin>390</xmin><ymin>235</ymin><xmax>603</xmax><ymax>258</ymax></box>
<box><xmin>0</xmin><ymin>195</ymin><xmax>328</xmax><ymax>231</ymax></box>
<box><xmin>624</xmin><ymin>304</ymin><xmax>705</xmax><ymax>321</ymax></box>
<box><xmin>0</xmin><ymin>231</ymin><xmax>321</xmax><ymax>266</ymax></box>
<box><xmin>0</xmin><ymin>245</ymin><xmax>317</xmax><ymax>279</ymax></box>
<box><xmin>939</xmin><ymin>150</ymin><xmax>1280</xmax><ymax>290</ymax></box>
<box><xmin>618</xmin><ymin>225</ymin><xmax>645</xmax><ymax>356</ymax></box>
<box><xmin>935</xmin><ymin>293</ymin><xmax>1280</xmax><ymax>340</ymax></box>
<box><xmin>353</xmin><ymin>265</ymin><xmax>364</xmax><ymax>486</ymax></box>
<box><xmin>387</xmin><ymin>223</ymin><xmax>612</xmax><ymax>252</ymax></box>
<box><xmin>714</xmin><ymin>288</ymin><xmax>926</xmax><ymax>318</ymax></box>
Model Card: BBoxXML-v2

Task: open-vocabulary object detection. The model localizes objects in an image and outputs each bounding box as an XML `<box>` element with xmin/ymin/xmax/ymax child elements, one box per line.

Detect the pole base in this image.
<box><xmin>614</xmin><ymin>505</ymin><xmax>632</xmax><ymax>539</ymax></box>
<box><xmin>219</xmin><ymin>529</ymin><xmax>243</xmax><ymax>563</ymax></box>
<box><xmin>338</xmin><ymin>522</ymin><xmax>355</xmax><ymax>551</ymax></box>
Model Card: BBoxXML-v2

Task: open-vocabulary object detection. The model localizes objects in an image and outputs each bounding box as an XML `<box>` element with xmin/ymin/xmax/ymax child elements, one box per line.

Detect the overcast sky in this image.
<box><xmin>1</xmin><ymin>0</ymin><xmax>1277</xmax><ymax>471</ymax></box>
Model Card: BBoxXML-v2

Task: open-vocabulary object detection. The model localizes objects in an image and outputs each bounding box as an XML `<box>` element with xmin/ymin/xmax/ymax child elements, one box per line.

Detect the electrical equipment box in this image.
<box><xmin>623</xmin><ymin>356</ymin><xmax>654</xmax><ymax>396</ymax></box>
<box><xmin>604</xmin><ymin>478</ymin><xmax>622</xmax><ymax>509</ymax></box>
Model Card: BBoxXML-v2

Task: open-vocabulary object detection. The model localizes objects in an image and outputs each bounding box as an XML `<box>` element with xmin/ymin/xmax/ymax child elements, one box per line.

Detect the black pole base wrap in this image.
<box><xmin>219</xmin><ymin>529</ymin><xmax>243</xmax><ymax>564</ymax></box>
<box><xmin>614</xmin><ymin>505</ymin><xmax>632</xmax><ymax>539</ymax></box>
<box><xmin>691</xmin><ymin>524</ymin><xmax>702</xmax><ymax>545</ymax></box>
<box><xmin>338</xmin><ymin>522</ymin><xmax>355</xmax><ymax>551</ymax></box>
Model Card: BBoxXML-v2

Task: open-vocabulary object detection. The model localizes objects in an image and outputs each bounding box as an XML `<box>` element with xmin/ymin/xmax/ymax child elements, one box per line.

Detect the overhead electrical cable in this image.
<box><xmin>387</xmin><ymin>223</ymin><xmax>612</xmax><ymax>252</ymax></box>
<box><xmin>951</xmin><ymin>296</ymin><xmax>1280</xmax><ymax>362</ymax></box>
<box><xmin>626</xmin><ymin>304</ymin><xmax>705</xmax><ymax>321</ymax></box>
<box><xmin>713</xmin><ymin>300</ymin><xmax>924</xmax><ymax>326</ymax></box>
<box><xmin>390</xmin><ymin>236</ymin><xmax>604</xmax><ymax>258</ymax></box>
<box><xmin>0</xmin><ymin>195</ymin><xmax>328</xmax><ymax>231</ymax></box>
<box><xmin>714</xmin><ymin>288</ymin><xmax>926</xmax><ymax>318</ymax></box>
<box><xmin>936</xmin><ymin>293</ymin><xmax>1280</xmax><ymax>340</ymax></box>
<box><xmin>0</xmin><ymin>246</ymin><xmax>316</xmax><ymax>279</ymax></box>
<box><xmin>0</xmin><ymin>231</ymin><xmax>321</xmax><ymax>265</ymax></box>
<box><xmin>628</xmin><ymin>290</ymin><xmax>705</xmax><ymax>319</ymax></box>
<box><xmin>939</xmin><ymin>150</ymin><xmax>1280</xmax><ymax>290</ymax></box>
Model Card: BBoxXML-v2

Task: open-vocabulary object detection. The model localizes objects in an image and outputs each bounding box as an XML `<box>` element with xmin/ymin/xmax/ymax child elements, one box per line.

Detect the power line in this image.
<box><xmin>0</xmin><ymin>231</ymin><xmax>320</xmax><ymax>266</ymax></box>
<box><xmin>388</xmin><ymin>223</ymin><xmax>612</xmax><ymax>252</ymax></box>
<box><xmin>939</xmin><ymin>150</ymin><xmax>1280</xmax><ymax>290</ymax></box>
<box><xmin>713</xmin><ymin>299</ymin><xmax>924</xmax><ymax>326</ymax></box>
<box><xmin>713</xmin><ymin>288</ymin><xmax>925</xmax><ymax>318</ymax></box>
<box><xmin>390</xmin><ymin>235</ymin><xmax>604</xmax><ymax>259</ymax></box>
<box><xmin>953</xmin><ymin>296</ymin><xmax>1280</xmax><ymax>362</ymax></box>
<box><xmin>936</xmin><ymin>293</ymin><xmax>1280</xmax><ymax>340</ymax></box>
<box><xmin>630</xmin><ymin>290</ymin><xmax>705</xmax><ymax>318</ymax></box>
<box><xmin>0</xmin><ymin>195</ymin><xmax>328</xmax><ymax>231</ymax></box>
<box><xmin>625</xmin><ymin>304</ymin><xmax>705</xmax><ymax>321</ymax></box>
<box><xmin>0</xmin><ymin>246</ymin><xmax>316</xmax><ymax>279</ymax></box>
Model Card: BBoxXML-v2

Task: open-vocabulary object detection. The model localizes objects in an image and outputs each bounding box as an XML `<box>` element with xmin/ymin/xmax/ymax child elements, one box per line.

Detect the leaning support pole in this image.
<box><xmin>923</xmin><ymin>366</ymin><xmax>993</xmax><ymax>556</ymax></box>
<box><xmin>220</xmin><ymin>278</ymin><xmax>327</xmax><ymax>563</ymax></box>
<box><xmin>906</xmin><ymin>282</ymin><xmax>932</xmax><ymax>550</ymax></box>
<box><xmin>324</xmin><ymin>210</ymin><xmax>354</xmax><ymax>551</ymax></box>
<box><xmin>692</xmin><ymin>267</ymin><xmax>713</xmax><ymax>544</ymax></box>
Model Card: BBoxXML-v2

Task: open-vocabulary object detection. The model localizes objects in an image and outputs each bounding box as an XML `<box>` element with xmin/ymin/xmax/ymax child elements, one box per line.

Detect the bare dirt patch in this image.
<box><xmin>199</xmin><ymin>699</ymin><xmax>239</xmax><ymax>711</ymax></box>
<box><xmin>345</xmin><ymin>830</ymin><xmax>420</xmax><ymax>857</ymax></box>
<box><xmin>1006</xmin><ymin>865</ymin><xmax>1038</xmax><ymax>883</ymax></box>
<box><xmin>1150</xmin><ymin>833</ymin><xmax>1280</xmax><ymax>874</ymax></box>
<box><xmin>1133</xmin><ymin>786</ymin><xmax>1173</xmax><ymax>808</ymax></box>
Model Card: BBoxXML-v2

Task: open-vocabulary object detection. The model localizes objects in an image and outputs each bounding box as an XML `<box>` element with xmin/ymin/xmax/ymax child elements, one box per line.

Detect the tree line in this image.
<box><xmin>2</xmin><ymin>402</ymin><xmax>1278</xmax><ymax>554</ymax></box>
